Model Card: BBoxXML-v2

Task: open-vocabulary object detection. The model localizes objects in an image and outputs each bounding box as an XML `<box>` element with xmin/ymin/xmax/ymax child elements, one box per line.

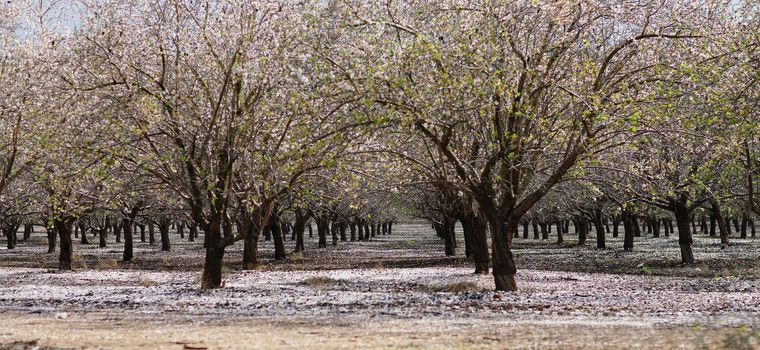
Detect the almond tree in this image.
<box><xmin>329</xmin><ymin>0</ymin><xmax>712</xmax><ymax>290</ymax></box>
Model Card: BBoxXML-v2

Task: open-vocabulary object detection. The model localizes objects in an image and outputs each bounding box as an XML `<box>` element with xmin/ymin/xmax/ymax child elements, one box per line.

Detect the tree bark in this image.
<box><xmin>593</xmin><ymin>210</ymin><xmax>605</xmax><ymax>249</ymax></box>
<box><xmin>487</xmin><ymin>216</ymin><xmax>517</xmax><ymax>291</ymax></box>
<box><xmin>271</xmin><ymin>211</ymin><xmax>286</xmax><ymax>261</ymax></box>
<box><xmin>461</xmin><ymin>211</ymin><xmax>489</xmax><ymax>274</ymax></box>
<box><xmin>121</xmin><ymin>219</ymin><xmax>133</xmax><ymax>262</ymax></box>
<box><xmin>158</xmin><ymin>218</ymin><xmax>171</xmax><ymax>251</ymax></box>
<box><xmin>47</xmin><ymin>225</ymin><xmax>56</xmax><ymax>253</ymax></box>
<box><xmin>673</xmin><ymin>198</ymin><xmax>695</xmax><ymax>264</ymax></box>
<box><xmin>623</xmin><ymin>211</ymin><xmax>634</xmax><ymax>252</ymax></box>
<box><xmin>55</xmin><ymin>219</ymin><xmax>73</xmax><ymax>270</ymax></box>
<box><xmin>148</xmin><ymin>222</ymin><xmax>156</xmax><ymax>245</ymax></box>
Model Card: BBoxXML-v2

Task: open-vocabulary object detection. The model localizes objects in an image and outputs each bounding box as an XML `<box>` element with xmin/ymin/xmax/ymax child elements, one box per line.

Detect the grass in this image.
<box><xmin>94</xmin><ymin>259</ymin><xmax>120</xmax><ymax>270</ymax></box>
<box><xmin>425</xmin><ymin>281</ymin><xmax>483</xmax><ymax>293</ymax></box>
<box><xmin>302</xmin><ymin>276</ymin><xmax>344</xmax><ymax>289</ymax></box>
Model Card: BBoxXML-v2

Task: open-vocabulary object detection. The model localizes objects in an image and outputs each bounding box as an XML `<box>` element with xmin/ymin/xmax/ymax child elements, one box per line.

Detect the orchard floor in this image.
<box><xmin>1</xmin><ymin>223</ymin><xmax>760</xmax><ymax>349</ymax></box>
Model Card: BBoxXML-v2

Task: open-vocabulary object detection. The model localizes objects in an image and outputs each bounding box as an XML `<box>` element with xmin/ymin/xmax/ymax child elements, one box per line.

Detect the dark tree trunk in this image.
<box><xmin>741</xmin><ymin>214</ymin><xmax>748</xmax><ymax>239</ymax></box>
<box><xmin>709</xmin><ymin>216</ymin><xmax>717</xmax><ymax>237</ymax></box>
<box><xmin>540</xmin><ymin>222</ymin><xmax>548</xmax><ymax>240</ymax></box>
<box><xmin>55</xmin><ymin>219</ymin><xmax>73</xmax><ymax>270</ymax></box>
<box><xmin>532</xmin><ymin>221</ymin><xmax>539</xmax><ymax>239</ymax></box>
<box><xmin>188</xmin><ymin>224</ymin><xmax>197</xmax><ymax>242</ymax></box>
<box><xmin>461</xmin><ymin>211</ymin><xmax>489</xmax><ymax>274</ymax></box>
<box><xmin>521</xmin><ymin>221</ymin><xmax>529</xmax><ymax>239</ymax></box>
<box><xmin>148</xmin><ymin>222</ymin><xmax>156</xmax><ymax>245</ymax></box>
<box><xmin>22</xmin><ymin>224</ymin><xmax>32</xmax><ymax>241</ymax></box>
<box><xmin>364</xmin><ymin>222</ymin><xmax>371</xmax><ymax>241</ymax></box>
<box><xmin>98</xmin><ymin>226</ymin><xmax>107</xmax><ymax>248</ymax></box>
<box><xmin>339</xmin><ymin>222</ymin><xmax>347</xmax><ymax>242</ymax></box>
<box><xmin>487</xmin><ymin>215</ymin><xmax>517</xmax><ymax>291</ymax></box>
<box><xmin>113</xmin><ymin>222</ymin><xmax>121</xmax><ymax>243</ymax></box>
<box><xmin>576</xmin><ymin>219</ymin><xmax>588</xmax><ymax>246</ymax></box>
<box><xmin>79</xmin><ymin>222</ymin><xmax>89</xmax><ymax>245</ymax></box>
<box><xmin>349</xmin><ymin>221</ymin><xmax>357</xmax><ymax>242</ymax></box>
<box><xmin>158</xmin><ymin>219</ymin><xmax>171</xmax><ymax>251</ymax></box>
<box><xmin>623</xmin><ymin>211</ymin><xmax>634</xmax><ymax>252</ymax></box>
<box><xmin>4</xmin><ymin>225</ymin><xmax>17</xmax><ymax>250</ymax></box>
<box><xmin>138</xmin><ymin>224</ymin><xmax>146</xmax><ymax>243</ymax></box>
<box><xmin>122</xmin><ymin>219</ymin><xmax>134</xmax><ymax>262</ymax></box>
<box><xmin>308</xmin><ymin>222</ymin><xmax>313</xmax><ymax>238</ymax></box>
<box><xmin>593</xmin><ymin>210</ymin><xmax>605</xmax><ymax>249</ymax></box>
<box><xmin>612</xmin><ymin>217</ymin><xmax>621</xmax><ymax>238</ymax></box>
<box><xmin>673</xmin><ymin>198</ymin><xmax>695</xmax><ymax>264</ymax></box>
<box><xmin>632</xmin><ymin>217</ymin><xmax>641</xmax><ymax>237</ymax></box>
<box><xmin>661</xmin><ymin>218</ymin><xmax>669</xmax><ymax>237</ymax></box>
<box><xmin>177</xmin><ymin>222</ymin><xmax>185</xmax><ymax>239</ymax></box>
<box><xmin>331</xmin><ymin>221</ymin><xmax>339</xmax><ymax>246</ymax></box>
<box><xmin>435</xmin><ymin>217</ymin><xmax>456</xmax><ymax>257</ymax></box>
<box><xmin>293</xmin><ymin>211</ymin><xmax>306</xmax><ymax>253</ymax></box>
<box><xmin>271</xmin><ymin>216</ymin><xmax>286</xmax><ymax>261</ymax></box>
<box><xmin>317</xmin><ymin>217</ymin><xmax>328</xmax><ymax>248</ymax></box>
<box><xmin>557</xmin><ymin>222</ymin><xmax>564</xmax><ymax>245</ymax></box>
<box><xmin>200</xmin><ymin>222</ymin><xmax>226</xmax><ymax>290</ymax></box>
<box><xmin>700</xmin><ymin>216</ymin><xmax>707</xmax><ymax>234</ymax></box>
<box><xmin>388</xmin><ymin>222</ymin><xmax>393</xmax><ymax>235</ymax></box>
<box><xmin>711</xmin><ymin>201</ymin><xmax>729</xmax><ymax>248</ymax></box>
<box><xmin>241</xmin><ymin>214</ymin><xmax>260</xmax><ymax>270</ymax></box>
<box><xmin>47</xmin><ymin>225</ymin><xmax>56</xmax><ymax>253</ymax></box>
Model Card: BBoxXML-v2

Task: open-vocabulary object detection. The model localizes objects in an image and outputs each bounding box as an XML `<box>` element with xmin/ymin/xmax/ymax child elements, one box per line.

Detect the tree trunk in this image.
<box><xmin>532</xmin><ymin>221</ymin><xmax>539</xmax><ymax>239</ymax></box>
<box><xmin>122</xmin><ymin>219</ymin><xmax>134</xmax><ymax>262</ymax></box>
<box><xmin>741</xmin><ymin>214</ymin><xmax>748</xmax><ymax>239</ymax></box>
<box><xmin>487</xmin><ymin>215</ymin><xmax>517</xmax><ymax>291</ymax></box>
<box><xmin>711</xmin><ymin>201</ymin><xmax>729</xmax><ymax>248</ymax></box>
<box><xmin>293</xmin><ymin>211</ymin><xmax>306</xmax><ymax>253</ymax></box>
<box><xmin>200</xmin><ymin>217</ymin><xmax>229</xmax><ymax>289</ymax></box>
<box><xmin>709</xmin><ymin>216</ymin><xmax>716</xmax><ymax>237</ymax></box>
<box><xmin>148</xmin><ymin>222</ymin><xmax>156</xmax><ymax>245</ymax></box>
<box><xmin>4</xmin><ymin>225</ymin><xmax>17</xmax><ymax>250</ymax></box>
<box><xmin>22</xmin><ymin>224</ymin><xmax>32</xmax><ymax>241</ymax></box>
<box><xmin>242</xmin><ymin>215</ymin><xmax>260</xmax><ymax>269</ymax></box>
<box><xmin>540</xmin><ymin>222</ymin><xmax>548</xmax><ymax>240</ymax></box>
<box><xmin>317</xmin><ymin>217</ymin><xmax>328</xmax><ymax>248</ymax></box>
<box><xmin>339</xmin><ymin>222</ymin><xmax>347</xmax><ymax>242</ymax></box>
<box><xmin>271</xmin><ymin>212</ymin><xmax>286</xmax><ymax>261</ymax></box>
<box><xmin>158</xmin><ymin>219</ymin><xmax>171</xmax><ymax>251</ymax></box>
<box><xmin>673</xmin><ymin>199</ymin><xmax>695</xmax><ymax>264</ymax></box>
<box><xmin>349</xmin><ymin>221</ymin><xmax>357</xmax><ymax>242</ymax></box>
<box><xmin>331</xmin><ymin>221</ymin><xmax>339</xmax><ymax>246</ymax></box>
<box><xmin>113</xmin><ymin>222</ymin><xmax>121</xmax><ymax>243</ymax></box>
<box><xmin>612</xmin><ymin>217</ymin><xmax>620</xmax><ymax>238</ymax></box>
<box><xmin>47</xmin><ymin>225</ymin><xmax>56</xmax><ymax>253</ymax></box>
<box><xmin>441</xmin><ymin>217</ymin><xmax>456</xmax><ymax>257</ymax></box>
<box><xmin>177</xmin><ymin>222</ymin><xmax>185</xmax><ymax>239</ymax></box>
<box><xmin>576</xmin><ymin>219</ymin><xmax>588</xmax><ymax>246</ymax></box>
<box><xmin>79</xmin><ymin>222</ymin><xmax>90</xmax><ymax>245</ymax></box>
<box><xmin>98</xmin><ymin>226</ymin><xmax>107</xmax><ymax>248</ymax></box>
<box><xmin>593</xmin><ymin>210</ymin><xmax>605</xmax><ymax>249</ymax></box>
<box><xmin>55</xmin><ymin>219</ymin><xmax>73</xmax><ymax>270</ymax></box>
<box><xmin>623</xmin><ymin>211</ymin><xmax>634</xmax><ymax>251</ymax></box>
<box><xmin>461</xmin><ymin>211</ymin><xmax>489</xmax><ymax>274</ymax></box>
<box><xmin>138</xmin><ymin>224</ymin><xmax>146</xmax><ymax>243</ymax></box>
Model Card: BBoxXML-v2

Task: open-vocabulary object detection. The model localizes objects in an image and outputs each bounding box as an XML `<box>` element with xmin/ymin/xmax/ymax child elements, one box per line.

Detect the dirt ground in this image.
<box><xmin>1</xmin><ymin>223</ymin><xmax>759</xmax><ymax>349</ymax></box>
